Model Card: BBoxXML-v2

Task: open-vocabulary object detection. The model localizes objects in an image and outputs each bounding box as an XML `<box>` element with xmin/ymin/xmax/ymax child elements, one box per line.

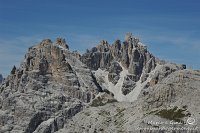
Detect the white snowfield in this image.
<box><xmin>95</xmin><ymin>63</ymin><xmax>162</xmax><ymax>102</ymax></box>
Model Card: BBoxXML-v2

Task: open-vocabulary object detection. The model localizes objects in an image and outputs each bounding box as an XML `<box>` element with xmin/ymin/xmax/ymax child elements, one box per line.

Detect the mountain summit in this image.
<box><xmin>0</xmin><ymin>33</ymin><xmax>199</xmax><ymax>133</ymax></box>
<box><xmin>81</xmin><ymin>33</ymin><xmax>186</xmax><ymax>101</ymax></box>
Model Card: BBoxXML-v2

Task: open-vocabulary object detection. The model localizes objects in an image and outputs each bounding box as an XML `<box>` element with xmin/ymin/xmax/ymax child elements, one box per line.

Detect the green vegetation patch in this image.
<box><xmin>91</xmin><ymin>97</ymin><xmax>117</xmax><ymax>107</ymax></box>
<box><xmin>155</xmin><ymin>106</ymin><xmax>191</xmax><ymax>122</ymax></box>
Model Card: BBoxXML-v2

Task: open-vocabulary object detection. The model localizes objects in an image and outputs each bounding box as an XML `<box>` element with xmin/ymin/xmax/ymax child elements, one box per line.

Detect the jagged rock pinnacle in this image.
<box><xmin>56</xmin><ymin>38</ymin><xmax>69</xmax><ymax>49</ymax></box>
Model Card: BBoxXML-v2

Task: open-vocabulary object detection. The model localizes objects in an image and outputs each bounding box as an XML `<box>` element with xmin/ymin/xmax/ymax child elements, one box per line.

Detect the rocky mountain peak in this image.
<box><xmin>96</xmin><ymin>40</ymin><xmax>110</xmax><ymax>52</ymax></box>
<box><xmin>40</xmin><ymin>38</ymin><xmax>52</xmax><ymax>45</ymax></box>
<box><xmin>125</xmin><ymin>32</ymin><xmax>133</xmax><ymax>41</ymax></box>
<box><xmin>0</xmin><ymin>37</ymin><xmax>105</xmax><ymax>132</ymax></box>
<box><xmin>55</xmin><ymin>38</ymin><xmax>69</xmax><ymax>49</ymax></box>
<box><xmin>124</xmin><ymin>32</ymin><xmax>140</xmax><ymax>46</ymax></box>
<box><xmin>81</xmin><ymin>33</ymin><xmax>157</xmax><ymax>90</ymax></box>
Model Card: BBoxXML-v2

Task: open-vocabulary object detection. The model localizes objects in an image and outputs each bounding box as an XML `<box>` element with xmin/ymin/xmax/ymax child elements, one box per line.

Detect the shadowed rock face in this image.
<box><xmin>108</xmin><ymin>62</ymin><xmax>122</xmax><ymax>85</ymax></box>
<box><xmin>0</xmin><ymin>74</ymin><xmax>3</xmax><ymax>84</ymax></box>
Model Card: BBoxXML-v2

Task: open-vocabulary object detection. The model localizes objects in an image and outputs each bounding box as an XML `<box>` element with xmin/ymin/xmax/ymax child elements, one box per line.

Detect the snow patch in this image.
<box><xmin>94</xmin><ymin>63</ymin><xmax>162</xmax><ymax>102</ymax></box>
<box><xmin>94</xmin><ymin>62</ymin><xmax>128</xmax><ymax>101</ymax></box>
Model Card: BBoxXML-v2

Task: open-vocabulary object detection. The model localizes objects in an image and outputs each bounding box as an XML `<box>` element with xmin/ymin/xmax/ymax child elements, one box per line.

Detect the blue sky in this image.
<box><xmin>0</xmin><ymin>0</ymin><xmax>200</xmax><ymax>77</ymax></box>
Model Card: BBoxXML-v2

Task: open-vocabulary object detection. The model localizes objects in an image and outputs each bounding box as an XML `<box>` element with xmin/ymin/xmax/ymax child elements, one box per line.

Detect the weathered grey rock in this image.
<box><xmin>33</xmin><ymin>101</ymin><xmax>83</xmax><ymax>133</ymax></box>
<box><xmin>108</xmin><ymin>62</ymin><xmax>122</xmax><ymax>84</ymax></box>
<box><xmin>110</xmin><ymin>40</ymin><xmax>121</xmax><ymax>60</ymax></box>
<box><xmin>56</xmin><ymin>70</ymin><xmax>200</xmax><ymax>133</ymax></box>
<box><xmin>82</xmin><ymin>33</ymin><xmax>157</xmax><ymax>85</ymax></box>
<box><xmin>0</xmin><ymin>38</ymin><xmax>102</xmax><ymax>133</ymax></box>
<box><xmin>81</xmin><ymin>40</ymin><xmax>113</xmax><ymax>70</ymax></box>
<box><xmin>121</xmin><ymin>42</ymin><xmax>130</xmax><ymax>68</ymax></box>
<box><xmin>128</xmin><ymin>49</ymin><xmax>143</xmax><ymax>80</ymax></box>
<box><xmin>55</xmin><ymin>38</ymin><xmax>69</xmax><ymax>49</ymax></box>
<box><xmin>97</xmin><ymin>40</ymin><xmax>110</xmax><ymax>52</ymax></box>
<box><xmin>33</xmin><ymin>118</ymin><xmax>59</xmax><ymax>133</ymax></box>
<box><xmin>142</xmin><ymin>69</ymin><xmax>200</xmax><ymax>110</ymax></box>
<box><xmin>121</xmin><ymin>75</ymin><xmax>136</xmax><ymax>95</ymax></box>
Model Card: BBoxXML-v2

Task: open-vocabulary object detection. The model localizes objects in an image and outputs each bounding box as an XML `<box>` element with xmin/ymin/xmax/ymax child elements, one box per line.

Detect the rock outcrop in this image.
<box><xmin>58</xmin><ymin>70</ymin><xmax>200</xmax><ymax>133</ymax></box>
<box><xmin>82</xmin><ymin>33</ymin><xmax>159</xmax><ymax>97</ymax></box>
<box><xmin>0</xmin><ymin>38</ymin><xmax>102</xmax><ymax>133</ymax></box>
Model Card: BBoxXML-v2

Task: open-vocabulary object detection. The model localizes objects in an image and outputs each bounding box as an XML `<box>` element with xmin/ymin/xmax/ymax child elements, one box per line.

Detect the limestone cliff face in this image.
<box><xmin>82</xmin><ymin>33</ymin><xmax>156</xmax><ymax>77</ymax></box>
<box><xmin>0</xmin><ymin>38</ymin><xmax>102</xmax><ymax>133</ymax></box>
<box><xmin>59</xmin><ymin>68</ymin><xmax>200</xmax><ymax>133</ymax></box>
<box><xmin>6</xmin><ymin>38</ymin><xmax>101</xmax><ymax>101</ymax></box>
<box><xmin>81</xmin><ymin>33</ymin><xmax>157</xmax><ymax>96</ymax></box>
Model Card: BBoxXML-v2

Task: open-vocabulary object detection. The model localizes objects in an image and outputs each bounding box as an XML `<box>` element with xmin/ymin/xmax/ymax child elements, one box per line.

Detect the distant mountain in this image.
<box><xmin>0</xmin><ymin>74</ymin><xmax>3</xmax><ymax>84</ymax></box>
<box><xmin>0</xmin><ymin>33</ymin><xmax>199</xmax><ymax>133</ymax></box>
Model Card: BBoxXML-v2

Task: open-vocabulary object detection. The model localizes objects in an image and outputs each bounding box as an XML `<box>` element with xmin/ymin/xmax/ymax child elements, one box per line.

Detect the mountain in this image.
<box><xmin>0</xmin><ymin>33</ymin><xmax>199</xmax><ymax>133</ymax></box>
